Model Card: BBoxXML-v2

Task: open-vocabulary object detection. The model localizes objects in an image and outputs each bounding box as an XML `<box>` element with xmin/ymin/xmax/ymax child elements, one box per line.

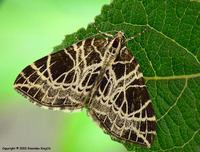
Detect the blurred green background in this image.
<box><xmin>0</xmin><ymin>0</ymin><xmax>127</xmax><ymax>151</ymax></box>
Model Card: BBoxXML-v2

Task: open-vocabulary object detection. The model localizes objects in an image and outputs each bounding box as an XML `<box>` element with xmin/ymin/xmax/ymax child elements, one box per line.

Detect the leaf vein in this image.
<box><xmin>151</xmin><ymin>26</ymin><xmax>200</xmax><ymax>64</ymax></box>
<box><xmin>156</xmin><ymin>79</ymin><xmax>188</xmax><ymax>122</ymax></box>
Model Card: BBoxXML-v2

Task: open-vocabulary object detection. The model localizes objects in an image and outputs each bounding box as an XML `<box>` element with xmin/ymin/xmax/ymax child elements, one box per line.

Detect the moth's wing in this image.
<box><xmin>14</xmin><ymin>38</ymin><xmax>108</xmax><ymax>112</ymax></box>
<box><xmin>87</xmin><ymin>47</ymin><xmax>156</xmax><ymax>147</ymax></box>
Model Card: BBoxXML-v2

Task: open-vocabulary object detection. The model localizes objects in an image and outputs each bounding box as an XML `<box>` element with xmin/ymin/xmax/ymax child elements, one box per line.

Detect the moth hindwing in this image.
<box><xmin>14</xmin><ymin>27</ymin><xmax>156</xmax><ymax>148</ymax></box>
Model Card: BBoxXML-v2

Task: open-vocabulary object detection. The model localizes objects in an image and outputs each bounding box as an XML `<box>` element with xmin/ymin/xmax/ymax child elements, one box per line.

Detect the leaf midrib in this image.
<box><xmin>144</xmin><ymin>73</ymin><xmax>200</xmax><ymax>80</ymax></box>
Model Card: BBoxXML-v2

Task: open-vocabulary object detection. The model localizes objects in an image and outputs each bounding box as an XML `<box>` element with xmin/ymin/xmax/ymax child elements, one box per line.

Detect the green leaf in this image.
<box><xmin>53</xmin><ymin>0</ymin><xmax>200</xmax><ymax>151</ymax></box>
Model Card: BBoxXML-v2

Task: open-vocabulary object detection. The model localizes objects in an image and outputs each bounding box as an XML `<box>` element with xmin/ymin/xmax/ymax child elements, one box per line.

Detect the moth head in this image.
<box><xmin>110</xmin><ymin>31</ymin><xmax>125</xmax><ymax>56</ymax></box>
<box><xmin>111</xmin><ymin>31</ymin><xmax>125</xmax><ymax>49</ymax></box>
<box><xmin>115</xmin><ymin>31</ymin><xmax>125</xmax><ymax>40</ymax></box>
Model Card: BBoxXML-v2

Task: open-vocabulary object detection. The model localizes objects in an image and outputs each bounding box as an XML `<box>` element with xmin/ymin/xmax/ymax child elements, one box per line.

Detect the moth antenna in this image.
<box><xmin>93</xmin><ymin>23</ymin><xmax>114</xmax><ymax>37</ymax></box>
<box><xmin>125</xmin><ymin>26</ymin><xmax>150</xmax><ymax>42</ymax></box>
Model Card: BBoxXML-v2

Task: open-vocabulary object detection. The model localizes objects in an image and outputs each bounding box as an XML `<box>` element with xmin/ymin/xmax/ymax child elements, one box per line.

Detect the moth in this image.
<box><xmin>13</xmin><ymin>25</ymin><xmax>156</xmax><ymax>148</ymax></box>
